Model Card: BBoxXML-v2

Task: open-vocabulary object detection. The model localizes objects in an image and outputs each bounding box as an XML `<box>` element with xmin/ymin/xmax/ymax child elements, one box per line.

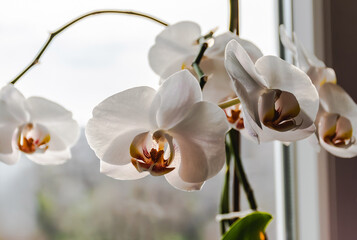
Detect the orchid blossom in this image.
<box><xmin>279</xmin><ymin>25</ymin><xmax>336</xmax><ymax>89</ymax></box>
<box><xmin>0</xmin><ymin>84</ymin><xmax>80</xmax><ymax>165</ymax></box>
<box><xmin>317</xmin><ymin>83</ymin><xmax>357</xmax><ymax>158</ymax></box>
<box><xmin>85</xmin><ymin>70</ymin><xmax>230</xmax><ymax>191</ymax></box>
<box><xmin>224</xmin><ymin>39</ymin><xmax>319</xmax><ymax>143</ymax></box>
<box><xmin>148</xmin><ymin>21</ymin><xmax>263</xmax><ymax>136</ymax></box>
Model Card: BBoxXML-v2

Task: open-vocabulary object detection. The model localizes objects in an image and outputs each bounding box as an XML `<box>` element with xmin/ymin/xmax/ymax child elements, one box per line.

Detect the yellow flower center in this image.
<box><xmin>16</xmin><ymin>123</ymin><xmax>51</xmax><ymax>154</ymax></box>
<box><xmin>224</xmin><ymin>102</ymin><xmax>244</xmax><ymax>130</ymax></box>
<box><xmin>130</xmin><ymin>130</ymin><xmax>175</xmax><ymax>176</ymax></box>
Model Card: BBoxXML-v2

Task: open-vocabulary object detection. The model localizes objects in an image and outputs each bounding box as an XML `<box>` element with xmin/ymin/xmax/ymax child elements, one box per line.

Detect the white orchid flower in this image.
<box><xmin>317</xmin><ymin>83</ymin><xmax>357</xmax><ymax>158</ymax></box>
<box><xmin>0</xmin><ymin>84</ymin><xmax>80</xmax><ymax>165</ymax></box>
<box><xmin>224</xmin><ymin>40</ymin><xmax>319</xmax><ymax>143</ymax></box>
<box><xmin>279</xmin><ymin>25</ymin><xmax>336</xmax><ymax>89</ymax></box>
<box><xmin>85</xmin><ymin>70</ymin><xmax>230</xmax><ymax>191</ymax></box>
<box><xmin>149</xmin><ymin>21</ymin><xmax>263</xmax><ymax>136</ymax></box>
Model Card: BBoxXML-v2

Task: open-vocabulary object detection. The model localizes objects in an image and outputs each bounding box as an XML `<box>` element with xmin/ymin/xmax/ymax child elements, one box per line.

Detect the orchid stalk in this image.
<box><xmin>10</xmin><ymin>10</ymin><xmax>168</xmax><ymax>85</ymax></box>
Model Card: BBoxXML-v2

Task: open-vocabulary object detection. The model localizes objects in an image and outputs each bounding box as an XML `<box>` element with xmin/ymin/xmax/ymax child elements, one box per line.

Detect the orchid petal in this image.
<box><xmin>100</xmin><ymin>160</ymin><xmax>149</xmax><ymax>180</ymax></box>
<box><xmin>86</xmin><ymin>86</ymin><xmax>156</xmax><ymax>159</ymax></box>
<box><xmin>319</xmin><ymin>136</ymin><xmax>357</xmax><ymax>158</ymax></box>
<box><xmin>293</xmin><ymin>32</ymin><xmax>325</xmax><ymax>69</ymax></box>
<box><xmin>101</xmin><ymin>129</ymin><xmax>149</xmax><ymax>165</ymax></box>
<box><xmin>165</xmin><ymin>171</ymin><xmax>204</xmax><ymax>191</ymax></box>
<box><xmin>0</xmin><ymin>124</ymin><xmax>19</xmax><ymax>165</ymax></box>
<box><xmin>26</xmin><ymin>148</ymin><xmax>72</xmax><ymax>165</ymax></box>
<box><xmin>158</xmin><ymin>57</ymin><xmax>236</xmax><ymax>104</ymax></box>
<box><xmin>225</xmin><ymin>40</ymin><xmax>266</xmax><ymax>130</ymax></box>
<box><xmin>0</xmin><ymin>151</ymin><xmax>20</xmax><ymax>165</ymax></box>
<box><xmin>27</xmin><ymin>97</ymin><xmax>80</xmax><ymax>147</ymax></box>
<box><xmin>255</xmin><ymin>55</ymin><xmax>319</xmax><ymax>129</ymax></box>
<box><xmin>165</xmin><ymin>151</ymin><xmax>204</xmax><ymax>191</ymax></box>
<box><xmin>319</xmin><ymin>83</ymin><xmax>357</xmax><ymax>117</ymax></box>
<box><xmin>201</xmin><ymin>58</ymin><xmax>236</xmax><ymax>103</ymax></box>
<box><xmin>151</xmin><ymin>70</ymin><xmax>202</xmax><ymax>129</ymax></box>
<box><xmin>324</xmin><ymin>68</ymin><xmax>337</xmax><ymax>83</ymax></box>
<box><xmin>279</xmin><ymin>25</ymin><xmax>297</xmax><ymax>56</ymax></box>
<box><xmin>148</xmin><ymin>21</ymin><xmax>201</xmax><ymax>76</ymax></box>
<box><xmin>207</xmin><ymin>32</ymin><xmax>263</xmax><ymax>62</ymax></box>
<box><xmin>0</xmin><ymin>125</ymin><xmax>17</xmax><ymax>154</ymax></box>
<box><xmin>307</xmin><ymin>67</ymin><xmax>337</xmax><ymax>89</ymax></box>
<box><xmin>0</xmin><ymin>84</ymin><xmax>29</xmax><ymax>123</ymax></box>
<box><xmin>169</xmin><ymin>101</ymin><xmax>229</xmax><ymax>183</ymax></box>
<box><xmin>0</xmin><ymin>102</ymin><xmax>20</xmax><ymax>124</ymax></box>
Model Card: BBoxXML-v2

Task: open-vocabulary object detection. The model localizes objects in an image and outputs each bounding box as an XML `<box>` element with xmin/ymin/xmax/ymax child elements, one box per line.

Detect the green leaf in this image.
<box><xmin>221</xmin><ymin>212</ymin><xmax>272</xmax><ymax>240</ymax></box>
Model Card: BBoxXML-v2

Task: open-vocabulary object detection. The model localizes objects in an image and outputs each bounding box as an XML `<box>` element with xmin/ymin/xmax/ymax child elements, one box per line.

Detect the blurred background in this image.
<box><xmin>0</xmin><ymin>0</ymin><xmax>278</xmax><ymax>239</ymax></box>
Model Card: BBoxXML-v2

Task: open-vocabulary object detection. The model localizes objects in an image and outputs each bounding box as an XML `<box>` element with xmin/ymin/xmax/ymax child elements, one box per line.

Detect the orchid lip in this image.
<box><xmin>320</xmin><ymin>113</ymin><xmax>355</xmax><ymax>148</ymax></box>
<box><xmin>224</xmin><ymin>99</ymin><xmax>245</xmax><ymax>130</ymax></box>
<box><xmin>258</xmin><ymin>89</ymin><xmax>301</xmax><ymax>132</ymax></box>
<box><xmin>130</xmin><ymin>130</ymin><xmax>175</xmax><ymax>176</ymax></box>
<box><xmin>16</xmin><ymin>122</ymin><xmax>51</xmax><ymax>154</ymax></box>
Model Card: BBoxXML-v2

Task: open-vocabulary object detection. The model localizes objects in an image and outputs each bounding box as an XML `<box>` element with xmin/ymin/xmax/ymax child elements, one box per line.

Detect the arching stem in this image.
<box><xmin>10</xmin><ymin>10</ymin><xmax>168</xmax><ymax>84</ymax></box>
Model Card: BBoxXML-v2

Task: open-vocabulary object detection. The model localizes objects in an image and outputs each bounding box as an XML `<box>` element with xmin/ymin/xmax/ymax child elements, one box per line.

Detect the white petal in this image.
<box><xmin>202</xmin><ymin>58</ymin><xmax>236</xmax><ymax>103</ymax></box>
<box><xmin>47</xmin><ymin>131</ymin><xmax>68</xmax><ymax>151</ymax></box>
<box><xmin>324</xmin><ymin>68</ymin><xmax>337</xmax><ymax>83</ymax></box>
<box><xmin>291</xmin><ymin>33</ymin><xmax>325</xmax><ymax>72</ymax></box>
<box><xmin>0</xmin><ymin>125</ymin><xmax>19</xmax><ymax>165</ymax></box>
<box><xmin>0</xmin><ymin>84</ymin><xmax>29</xmax><ymax>123</ymax></box>
<box><xmin>148</xmin><ymin>21</ymin><xmax>201</xmax><ymax>76</ymax></box>
<box><xmin>100</xmin><ymin>160</ymin><xmax>149</xmax><ymax>180</ymax></box>
<box><xmin>242</xmin><ymin>100</ymin><xmax>317</xmax><ymax>142</ymax></box>
<box><xmin>279</xmin><ymin>25</ymin><xmax>297</xmax><ymax>56</ymax></box>
<box><xmin>0</xmin><ymin>151</ymin><xmax>20</xmax><ymax>165</ymax></box>
<box><xmin>319</xmin><ymin>136</ymin><xmax>357</xmax><ymax>158</ymax></box>
<box><xmin>294</xmin><ymin>33</ymin><xmax>325</xmax><ymax>68</ymax></box>
<box><xmin>27</xmin><ymin>97</ymin><xmax>80</xmax><ymax>147</ymax></box>
<box><xmin>169</xmin><ymin>101</ymin><xmax>229</xmax><ymax>183</ymax></box>
<box><xmin>207</xmin><ymin>32</ymin><xmax>263</xmax><ymax>62</ymax></box>
<box><xmin>158</xmin><ymin>56</ymin><xmax>192</xmax><ymax>81</ymax></box>
<box><xmin>165</xmin><ymin>170</ymin><xmax>204</xmax><ymax>191</ymax></box>
<box><xmin>86</xmin><ymin>86</ymin><xmax>156</xmax><ymax>159</ymax></box>
<box><xmin>101</xmin><ymin>129</ymin><xmax>148</xmax><ymax>165</ymax></box>
<box><xmin>319</xmin><ymin>83</ymin><xmax>357</xmax><ymax>118</ymax></box>
<box><xmin>0</xmin><ymin>125</ymin><xmax>17</xmax><ymax>154</ymax></box>
<box><xmin>26</xmin><ymin>148</ymin><xmax>72</xmax><ymax>165</ymax></box>
<box><xmin>0</xmin><ymin>101</ymin><xmax>19</xmax><ymax>124</ymax></box>
<box><xmin>152</xmin><ymin>70</ymin><xmax>202</xmax><ymax>129</ymax></box>
<box><xmin>225</xmin><ymin>40</ymin><xmax>266</xmax><ymax>129</ymax></box>
<box><xmin>255</xmin><ymin>55</ymin><xmax>319</xmax><ymax>128</ymax></box>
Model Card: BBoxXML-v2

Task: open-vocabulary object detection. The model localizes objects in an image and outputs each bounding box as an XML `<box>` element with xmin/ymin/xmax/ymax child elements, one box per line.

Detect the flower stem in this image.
<box><xmin>229</xmin><ymin>0</ymin><xmax>240</xmax><ymax>34</ymax></box>
<box><xmin>219</xmin><ymin>142</ymin><xmax>232</xmax><ymax>235</ymax></box>
<box><xmin>191</xmin><ymin>42</ymin><xmax>209</xmax><ymax>89</ymax></box>
<box><xmin>218</xmin><ymin>97</ymin><xmax>240</xmax><ymax>109</ymax></box>
<box><xmin>10</xmin><ymin>10</ymin><xmax>168</xmax><ymax>84</ymax></box>
<box><xmin>229</xmin><ymin>129</ymin><xmax>258</xmax><ymax>210</ymax></box>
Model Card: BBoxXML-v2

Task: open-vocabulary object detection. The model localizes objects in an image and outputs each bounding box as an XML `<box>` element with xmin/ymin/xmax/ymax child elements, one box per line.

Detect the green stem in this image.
<box><xmin>229</xmin><ymin>0</ymin><xmax>239</xmax><ymax>34</ymax></box>
<box><xmin>228</xmin><ymin>0</ymin><xmax>243</xmax><ymax>220</ymax></box>
<box><xmin>220</xmin><ymin>142</ymin><xmax>232</xmax><ymax>235</ymax></box>
<box><xmin>10</xmin><ymin>10</ymin><xmax>168</xmax><ymax>84</ymax></box>
<box><xmin>191</xmin><ymin>42</ymin><xmax>208</xmax><ymax>89</ymax></box>
<box><xmin>229</xmin><ymin>129</ymin><xmax>258</xmax><ymax>210</ymax></box>
<box><xmin>218</xmin><ymin>97</ymin><xmax>240</xmax><ymax>109</ymax></box>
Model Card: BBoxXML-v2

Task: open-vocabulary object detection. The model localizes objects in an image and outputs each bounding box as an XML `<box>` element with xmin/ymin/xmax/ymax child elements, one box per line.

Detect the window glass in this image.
<box><xmin>0</xmin><ymin>1</ymin><xmax>278</xmax><ymax>239</ymax></box>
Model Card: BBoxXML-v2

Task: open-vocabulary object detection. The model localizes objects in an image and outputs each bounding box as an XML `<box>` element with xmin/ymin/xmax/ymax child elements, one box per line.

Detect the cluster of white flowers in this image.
<box><xmin>280</xmin><ymin>25</ymin><xmax>357</xmax><ymax>158</ymax></box>
<box><xmin>1</xmin><ymin>21</ymin><xmax>355</xmax><ymax>191</ymax></box>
